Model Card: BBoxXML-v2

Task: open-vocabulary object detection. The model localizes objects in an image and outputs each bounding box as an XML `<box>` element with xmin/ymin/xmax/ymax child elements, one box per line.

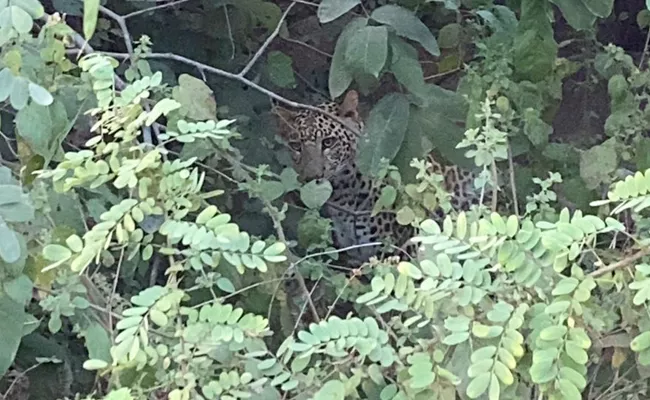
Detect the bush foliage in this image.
<box><xmin>3</xmin><ymin>0</ymin><xmax>650</xmax><ymax>399</ymax></box>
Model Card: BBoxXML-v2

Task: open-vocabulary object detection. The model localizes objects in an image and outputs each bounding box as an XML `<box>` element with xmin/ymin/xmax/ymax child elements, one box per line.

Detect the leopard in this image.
<box><xmin>274</xmin><ymin>90</ymin><xmax>504</xmax><ymax>265</ymax></box>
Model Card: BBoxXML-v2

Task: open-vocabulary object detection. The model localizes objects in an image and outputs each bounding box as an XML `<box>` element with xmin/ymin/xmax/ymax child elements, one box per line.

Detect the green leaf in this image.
<box><xmin>550</xmin><ymin>0</ymin><xmax>596</xmax><ymax>30</ymax></box>
<box><xmin>631</xmin><ymin>331</ymin><xmax>650</xmax><ymax>352</ymax></box>
<box><xmin>83</xmin><ymin>359</ymin><xmax>108</xmax><ymax>370</ymax></box>
<box><xmin>43</xmin><ymin>244</ymin><xmax>72</xmax><ymax>262</ymax></box>
<box><xmin>3</xmin><ymin>275</ymin><xmax>32</xmax><ymax>305</ymax></box>
<box><xmin>0</xmin><ymin>295</ymin><xmax>26</xmax><ymax>376</ymax></box>
<box><xmin>394</xmin><ymin>84</ymin><xmax>469</xmax><ymax>179</ymax></box>
<box><xmin>28</xmin><ymin>82</ymin><xmax>54</xmax><ymax>106</ymax></box>
<box><xmin>314</xmin><ymin>379</ymin><xmax>346</xmax><ymax>400</ymax></box>
<box><xmin>466</xmin><ymin>372</ymin><xmax>490</xmax><ymax>399</ymax></box>
<box><xmin>15</xmin><ymin>100</ymin><xmax>69</xmax><ymax>163</ymax></box>
<box><xmin>371</xmin><ymin>5</ymin><xmax>440</xmax><ymax>56</ymax></box>
<box><xmin>10</xmin><ymin>76</ymin><xmax>30</xmax><ymax>110</ymax></box>
<box><xmin>357</xmin><ymin>93</ymin><xmax>410</xmax><ymax>175</ymax></box>
<box><xmin>580</xmin><ymin>138</ymin><xmax>617</xmax><ymax>190</ymax></box>
<box><xmin>300</xmin><ymin>180</ymin><xmax>333</xmax><ymax>209</ymax></box>
<box><xmin>172</xmin><ymin>74</ymin><xmax>217</xmax><ymax>120</ymax></box>
<box><xmin>344</xmin><ymin>26</ymin><xmax>388</xmax><ymax>78</ymax></box>
<box><xmin>0</xmin><ymin>68</ymin><xmax>14</xmax><ymax>102</ymax></box>
<box><xmin>146</xmin><ymin>98</ymin><xmax>181</xmax><ymax>126</ymax></box>
<box><xmin>0</xmin><ymin>221</ymin><xmax>21</xmax><ymax>263</ymax></box>
<box><xmin>83</xmin><ymin>0</ymin><xmax>99</xmax><ymax>39</ymax></box>
<box><xmin>389</xmin><ymin>37</ymin><xmax>426</xmax><ymax>99</ymax></box>
<box><xmin>329</xmin><ymin>18</ymin><xmax>368</xmax><ymax>98</ymax></box>
<box><xmin>438</xmin><ymin>23</ymin><xmax>461</xmax><ymax>49</ymax></box>
<box><xmin>317</xmin><ymin>0</ymin><xmax>360</xmax><ymax>23</ymax></box>
<box><xmin>83</xmin><ymin>322</ymin><xmax>111</xmax><ymax>362</ymax></box>
<box><xmin>8</xmin><ymin>5</ymin><xmax>33</xmax><ymax>33</ymax></box>
<box><xmin>266</xmin><ymin>51</ymin><xmax>296</xmax><ymax>89</ymax></box>
<box><xmin>513</xmin><ymin>0</ymin><xmax>557</xmax><ymax>82</ymax></box>
<box><xmin>16</xmin><ymin>0</ymin><xmax>45</xmax><ymax>18</ymax></box>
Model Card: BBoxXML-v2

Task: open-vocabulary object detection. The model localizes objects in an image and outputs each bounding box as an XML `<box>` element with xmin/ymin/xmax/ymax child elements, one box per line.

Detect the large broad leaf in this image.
<box><xmin>580</xmin><ymin>138</ymin><xmax>618</xmax><ymax>190</ymax></box>
<box><xmin>172</xmin><ymin>74</ymin><xmax>217</xmax><ymax>121</ymax></box>
<box><xmin>371</xmin><ymin>4</ymin><xmax>440</xmax><ymax>56</ymax></box>
<box><xmin>83</xmin><ymin>322</ymin><xmax>112</xmax><ymax>362</ymax></box>
<box><xmin>266</xmin><ymin>51</ymin><xmax>296</xmax><ymax>89</ymax></box>
<box><xmin>0</xmin><ymin>295</ymin><xmax>26</xmax><ymax>376</ymax></box>
<box><xmin>317</xmin><ymin>0</ymin><xmax>360</xmax><ymax>23</ymax></box>
<box><xmin>329</xmin><ymin>18</ymin><xmax>368</xmax><ymax>98</ymax></box>
<box><xmin>15</xmin><ymin>100</ymin><xmax>69</xmax><ymax>163</ymax></box>
<box><xmin>357</xmin><ymin>93</ymin><xmax>410</xmax><ymax>175</ymax></box>
<box><xmin>389</xmin><ymin>36</ymin><xmax>426</xmax><ymax>100</ymax></box>
<box><xmin>550</xmin><ymin>0</ymin><xmax>612</xmax><ymax>30</ymax></box>
<box><xmin>344</xmin><ymin>26</ymin><xmax>388</xmax><ymax>78</ymax></box>
<box><xmin>393</xmin><ymin>85</ymin><xmax>469</xmax><ymax>181</ymax></box>
<box><xmin>549</xmin><ymin>0</ymin><xmax>596</xmax><ymax>30</ymax></box>
<box><xmin>513</xmin><ymin>0</ymin><xmax>557</xmax><ymax>83</ymax></box>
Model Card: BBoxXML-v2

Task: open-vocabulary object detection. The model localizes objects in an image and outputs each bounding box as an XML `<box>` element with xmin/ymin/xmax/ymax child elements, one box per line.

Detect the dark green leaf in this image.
<box><xmin>582</xmin><ymin>0</ymin><xmax>613</xmax><ymax>18</ymax></box>
<box><xmin>15</xmin><ymin>100</ymin><xmax>69</xmax><ymax>163</ymax></box>
<box><xmin>549</xmin><ymin>0</ymin><xmax>596</xmax><ymax>31</ymax></box>
<box><xmin>266</xmin><ymin>51</ymin><xmax>296</xmax><ymax>89</ymax></box>
<box><xmin>438</xmin><ymin>23</ymin><xmax>461</xmax><ymax>49</ymax></box>
<box><xmin>371</xmin><ymin>5</ymin><xmax>440</xmax><ymax>56</ymax></box>
<box><xmin>357</xmin><ymin>93</ymin><xmax>410</xmax><ymax>175</ymax></box>
<box><xmin>344</xmin><ymin>26</ymin><xmax>388</xmax><ymax>78</ymax></box>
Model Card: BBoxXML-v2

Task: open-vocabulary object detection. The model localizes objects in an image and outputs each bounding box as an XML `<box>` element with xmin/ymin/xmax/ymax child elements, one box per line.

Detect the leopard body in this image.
<box><xmin>275</xmin><ymin>91</ymin><xmax>493</xmax><ymax>264</ymax></box>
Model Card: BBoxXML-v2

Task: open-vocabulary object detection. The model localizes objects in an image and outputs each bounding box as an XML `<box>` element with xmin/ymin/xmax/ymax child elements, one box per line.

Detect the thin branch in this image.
<box><xmin>99</xmin><ymin>5</ymin><xmax>134</xmax><ymax>54</ymax></box>
<box><xmin>224</xmin><ymin>5</ymin><xmax>235</xmax><ymax>60</ymax></box>
<box><xmin>589</xmin><ymin>247</ymin><xmax>650</xmax><ymax>277</ymax></box>
<box><xmin>101</xmin><ymin>51</ymin><xmax>362</xmax><ymax>135</ymax></box>
<box><xmin>640</xmin><ymin>26</ymin><xmax>650</xmax><ymax>70</ymax></box>
<box><xmin>507</xmin><ymin>146</ymin><xmax>519</xmax><ymax>215</ymax></box>
<box><xmin>123</xmin><ymin>0</ymin><xmax>190</xmax><ymax>19</ymax></box>
<box><xmin>239</xmin><ymin>2</ymin><xmax>296</xmax><ymax>77</ymax></box>
<box><xmin>282</xmin><ymin>37</ymin><xmax>333</xmax><ymax>59</ymax></box>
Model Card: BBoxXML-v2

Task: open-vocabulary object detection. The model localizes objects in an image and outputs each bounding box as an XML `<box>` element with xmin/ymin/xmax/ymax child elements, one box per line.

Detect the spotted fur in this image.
<box><xmin>275</xmin><ymin>91</ymin><xmax>495</xmax><ymax>264</ymax></box>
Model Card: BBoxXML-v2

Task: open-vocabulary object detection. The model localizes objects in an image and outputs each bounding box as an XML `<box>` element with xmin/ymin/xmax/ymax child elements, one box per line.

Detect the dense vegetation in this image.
<box><xmin>4</xmin><ymin>0</ymin><xmax>650</xmax><ymax>399</ymax></box>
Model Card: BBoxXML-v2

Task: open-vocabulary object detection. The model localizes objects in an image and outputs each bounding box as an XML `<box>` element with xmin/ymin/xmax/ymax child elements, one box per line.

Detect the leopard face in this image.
<box><xmin>274</xmin><ymin>91</ymin><xmax>363</xmax><ymax>181</ymax></box>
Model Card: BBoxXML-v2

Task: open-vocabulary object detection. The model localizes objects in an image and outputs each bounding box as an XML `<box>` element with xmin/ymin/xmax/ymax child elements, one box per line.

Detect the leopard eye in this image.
<box><xmin>322</xmin><ymin>137</ymin><xmax>335</xmax><ymax>148</ymax></box>
<box><xmin>288</xmin><ymin>141</ymin><xmax>301</xmax><ymax>152</ymax></box>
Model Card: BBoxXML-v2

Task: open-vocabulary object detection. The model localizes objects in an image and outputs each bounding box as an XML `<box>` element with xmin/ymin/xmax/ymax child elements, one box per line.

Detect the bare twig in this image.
<box><xmin>490</xmin><ymin>161</ymin><xmax>498</xmax><ymax>212</ymax></box>
<box><xmin>224</xmin><ymin>5</ymin><xmax>235</xmax><ymax>60</ymax></box>
<box><xmin>589</xmin><ymin>247</ymin><xmax>650</xmax><ymax>277</ymax></box>
<box><xmin>101</xmin><ymin>51</ymin><xmax>362</xmax><ymax>135</ymax></box>
<box><xmin>282</xmin><ymin>37</ymin><xmax>333</xmax><ymax>59</ymax></box>
<box><xmin>99</xmin><ymin>5</ymin><xmax>134</xmax><ymax>54</ymax></box>
<box><xmin>640</xmin><ymin>26</ymin><xmax>650</xmax><ymax>70</ymax></box>
<box><xmin>123</xmin><ymin>0</ymin><xmax>190</xmax><ymax>19</ymax></box>
<box><xmin>507</xmin><ymin>146</ymin><xmax>519</xmax><ymax>215</ymax></box>
<box><xmin>239</xmin><ymin>2</ymin><xmax>296</xmax><ymax>77</ymax></box>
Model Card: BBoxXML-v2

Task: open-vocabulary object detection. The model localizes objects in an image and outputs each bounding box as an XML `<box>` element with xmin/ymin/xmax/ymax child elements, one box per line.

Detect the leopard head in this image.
<box><xmin>274</xmin><ymin>91</ymin><xmax>362</xmax><ymax>181</ymax></box>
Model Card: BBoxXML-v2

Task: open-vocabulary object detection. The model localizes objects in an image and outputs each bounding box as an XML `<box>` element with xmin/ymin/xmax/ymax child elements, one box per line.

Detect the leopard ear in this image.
<box><xmin>338</xmin><ymin>90</ymin><xmax>359</xmax><ymax>120</ymax></box>
<box><xmin>273</xmin><ymin>106</ymin><xmax>298</xmax><ymax>139</ymax></box>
